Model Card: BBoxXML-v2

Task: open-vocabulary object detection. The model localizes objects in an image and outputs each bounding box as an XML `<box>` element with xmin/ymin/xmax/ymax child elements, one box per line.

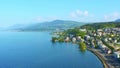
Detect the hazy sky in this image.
<box><xmin>0</xmin><ymin>0</ymin><xmax>120</xmax><ymax>25</ymax></box>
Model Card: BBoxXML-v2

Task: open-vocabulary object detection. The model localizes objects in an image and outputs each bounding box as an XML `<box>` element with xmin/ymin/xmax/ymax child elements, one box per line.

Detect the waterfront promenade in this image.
<box><xmin>88</xmin><ymin>48</ymin><xmax>111</xmax><ymax>68</ymax></box>
<box><xmin>88</xmin><ymin>47</ymin><xmax>120</xmax><ymax>68</ymax></box>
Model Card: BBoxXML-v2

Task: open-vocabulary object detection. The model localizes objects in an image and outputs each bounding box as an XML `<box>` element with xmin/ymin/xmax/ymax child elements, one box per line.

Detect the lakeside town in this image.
<box><xmin>52</xmin><ymin>27</ymin><xmax>120</xmax><ymax>68</ymax></box>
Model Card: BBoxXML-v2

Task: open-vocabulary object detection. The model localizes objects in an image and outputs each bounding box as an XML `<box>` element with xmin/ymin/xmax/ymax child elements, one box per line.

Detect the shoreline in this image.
<box><xmin>87</xmin><ymin>48</ymin><xmax>112</xmax><ymax>68</ymax></box>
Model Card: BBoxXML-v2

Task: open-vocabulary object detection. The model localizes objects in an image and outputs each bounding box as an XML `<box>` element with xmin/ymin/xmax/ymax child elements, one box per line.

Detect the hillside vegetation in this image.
<box><xmin>80</xmin><ymin>22</ymin><xmax>120</xmax><ymax>30</ymax></box>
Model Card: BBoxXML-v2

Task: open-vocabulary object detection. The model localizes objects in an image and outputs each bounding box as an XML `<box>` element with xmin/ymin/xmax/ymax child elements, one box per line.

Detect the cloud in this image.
<box><xmin>70</xmin><ymin>12</ymin><xmax>77</xmax><ymax>18</ymax></box>
<box><xmin>113</xmin><ymin>12</ymin><xmax>119</xmax><ymax>17</ymax></box>
<box><xmin>76</xmin><ymin>10</ymin><xmax>83</xmax><ymax>16</ymax></box>
<box><xmin>70</xmin><ymin>10</ymin><xmax>90</xmax><ymax>18</ymax></box>
<box><xmin>69</xmin><ymin>10</ymin><xmax>120</xmax><ymax>22</ymax></box>
<box><xmin>69</xmin><ymin>10</ymin><xmax>95</xmax><ymax>22</ymax></box>
<box><xmin>104</xmin><ymin>15</ymin><xmax>108</xmax><ymax>20</ymax></box>
<box><xmin>36</xmin><ymin>16</ymin><xmax>43</xmax><ymax>21</ymax></box>
<box><xmin>104</xmin><ymin>12</ymin><xmax>120</xmax><ymax>21</ymax></box>
<box><xmin>84</xmin><ymin>11</ymin><xmax>89</xmax><ymax>16</ymax></box>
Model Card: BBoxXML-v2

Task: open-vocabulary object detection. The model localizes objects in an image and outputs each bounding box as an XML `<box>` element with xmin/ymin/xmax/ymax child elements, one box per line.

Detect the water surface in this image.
<box><xmin>0</xmin><ymin>32</ymin><xmax>103</xmax><ymax>68</ymax></box>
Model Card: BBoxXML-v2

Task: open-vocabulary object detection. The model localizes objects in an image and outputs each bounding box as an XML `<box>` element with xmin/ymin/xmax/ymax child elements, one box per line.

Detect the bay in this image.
<box><xmin>0</xmin><ymin>32</ymin><xmax>103</xmax><ymax>68</ymax></box>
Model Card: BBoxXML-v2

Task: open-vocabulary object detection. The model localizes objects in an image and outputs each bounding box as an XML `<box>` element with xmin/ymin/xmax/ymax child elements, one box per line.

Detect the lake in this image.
<box><xmin>0</xmin><ymin>32</ymin><xmax>103</xmax><ymax>68</ymax></box>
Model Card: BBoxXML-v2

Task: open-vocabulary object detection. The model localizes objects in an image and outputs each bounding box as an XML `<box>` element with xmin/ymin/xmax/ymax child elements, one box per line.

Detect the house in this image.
<box><xmin>77</xmin><ymin>36</ymin><xmax>81</xmax><ymax>41</ymax></box>
<box><xmin>84</xmin><ymin>35</ymin><xmax>90</xmax><ymax>41</ymax></box>
<box><xmin>99</xmin><ymin>47</ymin><xmax>111</xmax><ymax>54</ymax></box>
<box><xmin>98</xmin><ymin>43</ymin><xmax>111</xmax><ymax>54</ymax></box>
<box><xmin>97</xmin><ymin>29</ymin><xmax>103</xmax><ymax>32</ymax></box>
<box><xmin>114</xmin><ymin>46</ymin><xmax>120</xmax><ymax>51</ymax></box>
<box><xmin>114</xmin><ymin>40</ymin><xmax>117</xmax><ymax>43</ymax></box>
<box><xmin>97</xmin><ymin>29</ymin><xmax>103</xmax><ymax>36</ymax></box>
<box><xmin>114</xmin><ymin>51</ymin><xmax>120</xmax><ymax>59</ymax></box>
<box><xmin>102</xmin><ymin>32</ymin><xmax>106</xmax><ymax>36</ymax></box>
<box><xmin>80</xmin><ymin>29</ymin><xmax>86</xmax><ymax>32</ymax></box>
<box><xmin>106</xmin><ymin>49</ymin><xmax>112</xmax><ymax>54</ymax></box>
<box><xmin>72</xmin><ymin>37</ymin><xmax>76</xmax><ymax>43</ymax></box>
<box><xmin>98</xmin><ymin>43</ymin><xmax>107</xmax><ymax>50</ymax></box>
<box><xmin>104</xmin><ymin>38</ymin><xmax>108</xmax><ymax>42</ymax></box>
<box><xmin>108</xmin><ymin>38</ymin><xmax>112</xmax><ymax>41</ymax></box>
<box><xmin>93</xmin><ymin>33</ymin><xmax>97</xmax><ymax>36</ymax></box>
<box><xmin>65</xmin><ymin>37</ymin><xmax>70</xmax><ymax>42</ymax></box>
<box><xmin>97</xmin><ymin>40</ymin><xmax>102</xmax><ymax>45</ymax></box>
<box><xmin>91</xmin><ymin>41</ymin><xmax>95</xmax><ymax>48</ymax></box>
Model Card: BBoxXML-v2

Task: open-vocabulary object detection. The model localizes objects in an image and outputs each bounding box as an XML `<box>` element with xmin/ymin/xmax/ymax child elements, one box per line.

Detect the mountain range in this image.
<box><xmin>7</xmin><ymin>20</ymin><xmax>85</xmax><ymax>31</ymax></box>
<box><xmin>3</xmin><ymin>19</ymin><xmax>120</xmax><ymax>31</ymax></box>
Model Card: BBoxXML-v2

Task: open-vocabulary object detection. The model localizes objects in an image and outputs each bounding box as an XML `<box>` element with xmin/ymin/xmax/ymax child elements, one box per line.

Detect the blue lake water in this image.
<box><xmin>0</xmin><ymin>32</ymin><xmax>103</xmax><ymax>68</ymax></box>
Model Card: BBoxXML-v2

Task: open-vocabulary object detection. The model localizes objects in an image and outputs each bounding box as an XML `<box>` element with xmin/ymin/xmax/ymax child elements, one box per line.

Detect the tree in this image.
<box><xmin>65</xmin><ymin>28</ymin><xmax>86</xmax><ymax>38</ymax></box>
<box><xmin>78</xmin><ymin>42</ymin><xmax>87</xmax><ymax>52</ymax></box>
<box><xmin>52</xmin><ymin>37</ymin><xmax>58</xmax><ymax>42</ymax></box>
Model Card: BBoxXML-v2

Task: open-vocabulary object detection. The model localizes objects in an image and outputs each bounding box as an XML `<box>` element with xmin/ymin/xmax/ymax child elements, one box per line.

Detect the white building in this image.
<box><xmin>97</xmin><ymin>29</ymin><xmax>103</xmax><ymax>36</ymax></box>
<box><xmin>72</xmin><ymin>37</ymin><xmax>76</xmax><ymax>42</ymax></box>
<box><xmin>85</xmin><ymin>35</ymin><xmax>90</xmax><ymax>40</ymax></box>
<box><xmin>114</xmin><ymin>51</ymin><xmax>120</xmax><ymax>59</ymax></box>
<box><xmin>98</xmin><ymin>43</ymin><xmax>107</xmax><ymax>50</ymax></box>
<box><xmin>104</xmin><ymin>38</ymin><xmax>108</xmax><ymax>42</ymax></box>
<box><xmin>97</xmin><ymin>29</ymin><xmax>103</xmax><ymax>32</ymax></box>
<box><xmin>65</xmin><ymin>37</ymin><xmax>70</xmax><ymax>42</ymax></box>
<box><xmin>77</xmin><ymin>36</ymin><xmax>81</xmax><ymax>40</ymax></box>
<box><xmin>80</xmin><ymin>29</ymin><xmax>86</xmax><ymax>32</ymax></box>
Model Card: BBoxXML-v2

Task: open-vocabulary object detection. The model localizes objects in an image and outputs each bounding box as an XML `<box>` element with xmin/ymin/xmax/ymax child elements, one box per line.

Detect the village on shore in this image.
<box><xmin>52</xmin><ymin>27</ymin><xmax>120</xmax><ymax>68</ymax></box>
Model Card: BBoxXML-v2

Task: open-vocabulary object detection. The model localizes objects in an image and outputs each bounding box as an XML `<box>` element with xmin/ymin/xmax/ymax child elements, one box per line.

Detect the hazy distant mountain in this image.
<box><xmin>115</xmin><ymin>19</ymin><xmax>120</xmax><ymax>22</ymax></box>
<box><xmin>8</xmin><ymin>20</ymin><xmax>85</xmax><ymax>31</ymax></box>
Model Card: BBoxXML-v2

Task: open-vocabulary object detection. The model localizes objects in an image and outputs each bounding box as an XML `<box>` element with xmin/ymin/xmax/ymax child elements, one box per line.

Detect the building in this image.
<box><xmin>98</xmin><ymin>42</ymin><xmax>107</xmax><ymax>50</ymax></box>
<box><xmin>84</xmin><ymin>35</ymin><xmax>90</xmax><ymax>41</ymax></box>
<box><xmin>80</xmin><ymin>29</ymin><xmax>86</xmax><ymax>32</ymax></box>
<box><xmin>114</xmin><ymin>51</ymin><xmax>120</xmax><ymax>59</ymax></box>
<box><xmin>72</xmin><ymin>37</ymin><xmax>76</xmax><ymax>42</ymax></box>
<box><xmin>65</xmin><ymin>37</ymin><xmax>70</xmax><ymax>42</ymax></box>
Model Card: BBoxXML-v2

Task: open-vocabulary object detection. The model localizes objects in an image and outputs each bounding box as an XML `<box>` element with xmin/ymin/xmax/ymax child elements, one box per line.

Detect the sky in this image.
<box><xmin>0</xmin><ymin>0</ymin><xmax>120</xmax><ymax>25</ymax></box>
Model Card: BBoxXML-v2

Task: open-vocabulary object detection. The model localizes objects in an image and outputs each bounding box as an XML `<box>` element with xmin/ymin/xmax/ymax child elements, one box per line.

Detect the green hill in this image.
<box><xmin>80</xmin><ymin>22</ymin><xmax>120</xmax><ymax>30</ymax></box>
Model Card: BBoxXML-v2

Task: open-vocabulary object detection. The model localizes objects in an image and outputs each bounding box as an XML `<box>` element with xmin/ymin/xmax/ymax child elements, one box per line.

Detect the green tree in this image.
<box><xmin>52</xmin><ymin>37</ymin><xmax>58</xmax><ymax>42</ymax></box>
<box><xmin>65</xmin><ymin>28</ymin><xmax>86</xmax><ymax>38</ymax></box>
<box><xmin>78</xmin><ymin>42</ymin><xmax>87</xmax><ymax>52</ymax></box>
